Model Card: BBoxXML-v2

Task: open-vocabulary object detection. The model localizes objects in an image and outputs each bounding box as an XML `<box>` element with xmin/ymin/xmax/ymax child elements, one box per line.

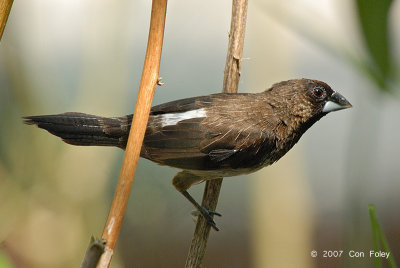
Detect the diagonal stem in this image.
<box><xmin>185</xmin><ymin>0</ymin><xmax>248</xmax><ymax>267</ymax></box>
<box><xmin>90</xmin><ymin>1</ymin><xmax>168</xmax><ymax>267</ymax></box>
<box><xmin>0</xmin><ymin>0</ymin><xmax>14</xmax><ymax>41</ymax></box>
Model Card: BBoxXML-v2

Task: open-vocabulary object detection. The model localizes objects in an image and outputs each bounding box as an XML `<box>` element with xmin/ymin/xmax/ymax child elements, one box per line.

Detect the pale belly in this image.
<box><xmin>188</xmin><ymin>160</ymin><xmax>271</xmax><ymax>180</ymax></box>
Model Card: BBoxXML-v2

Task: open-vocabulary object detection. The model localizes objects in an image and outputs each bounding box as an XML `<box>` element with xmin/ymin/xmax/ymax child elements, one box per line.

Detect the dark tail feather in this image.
<box><xmin>23</xmin><ymin>112</ymin><xmax>130</xmax><ymax>148</ymax></box>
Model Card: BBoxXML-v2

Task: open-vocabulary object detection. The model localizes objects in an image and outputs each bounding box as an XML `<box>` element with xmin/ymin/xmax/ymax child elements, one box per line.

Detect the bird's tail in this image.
<box><xmin>24</xmin><ymin>112</ymin><xmax>131</xmax><ymax>148</ymax></box>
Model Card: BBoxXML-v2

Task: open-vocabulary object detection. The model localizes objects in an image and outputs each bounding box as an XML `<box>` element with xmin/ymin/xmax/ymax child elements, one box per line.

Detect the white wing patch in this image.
<box><xmin>161</xmin><ymin>108</ymin><xmax>206</xmax><ymax>127</ymax></box>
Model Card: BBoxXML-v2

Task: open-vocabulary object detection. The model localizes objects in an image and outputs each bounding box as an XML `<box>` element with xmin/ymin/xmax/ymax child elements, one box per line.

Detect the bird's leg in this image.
<box><xmin>180</xmin><ymin>190</ymin><xmax>221</xmax><ymax>231</ymax></box>
<box><xmin>173</xmin><ymin>171</ymin><xmax>221</xmax><ymax>231</ymax></box>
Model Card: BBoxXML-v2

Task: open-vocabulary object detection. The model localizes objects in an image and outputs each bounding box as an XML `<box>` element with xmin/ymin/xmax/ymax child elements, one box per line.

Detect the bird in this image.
<box><xmin>24</xmin><ymin>78</ymin><xmax>352</xmax><ymax>231</ymax></box>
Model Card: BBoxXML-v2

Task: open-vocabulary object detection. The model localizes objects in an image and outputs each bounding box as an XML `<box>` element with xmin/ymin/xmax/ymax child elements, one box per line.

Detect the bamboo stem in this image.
<box><xmin>0</xmin><ymin>0</ymin><xmax>14</xmax><ymax>41</ymax></box>
<box><xmin>185</xmin><ymin>0</ymin><xmax>248</xmax><ymax>267</ymax></box>
<box><xmin>95</xmin><ymin>1</ymin><xmax>167</xmax><ymax>267</ymax></box>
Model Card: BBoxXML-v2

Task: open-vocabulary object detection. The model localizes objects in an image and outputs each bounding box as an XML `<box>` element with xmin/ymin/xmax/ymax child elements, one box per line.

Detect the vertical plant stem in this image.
<box><xmin>184</xmin><ymin>180</ymin><xmax>223</xmax><ymax>267</ymax></box>
<box><xmin>94</xmin><ymin>1</ymin><xmax>167</xmax><ymax>267</ymax></box>
<box><xmin>0</xmin><ymin>0</ymin><xmax>14</xmax><ymax>40</ymax></box>
<box><xmin>185</xmin><ymin>0</ymin><xmax>248</xmax><ymax>267</ymax></box>
<box><xmin>222</xmin><ymin>0</ymin><xmax>249</xmax><ymax>94</ymax></box>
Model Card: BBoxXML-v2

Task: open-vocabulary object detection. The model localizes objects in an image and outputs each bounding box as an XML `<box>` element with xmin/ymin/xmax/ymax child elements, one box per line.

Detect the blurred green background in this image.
<box><xmin>1</xmin><ymin>0</ymin><xmax>399</xmax><ymax>267</ymax></box>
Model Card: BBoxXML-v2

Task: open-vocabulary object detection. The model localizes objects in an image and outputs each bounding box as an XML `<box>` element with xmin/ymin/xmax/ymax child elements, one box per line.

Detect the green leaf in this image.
<box><xmin>369</xmin><ymin>204</ymin><xmax>398</xmax><ymax>268</ymax></box>
<box><xmin>356</xmin><ymin>0</ymin><xmax>393</xmax><ymax>87</ymax></box>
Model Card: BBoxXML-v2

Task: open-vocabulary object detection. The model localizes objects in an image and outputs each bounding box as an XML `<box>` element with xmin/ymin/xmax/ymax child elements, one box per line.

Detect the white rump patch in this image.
<box><xmin>161</xmin><ymin>108</ymin><xmax>206</xmax><ymax>127</ymax></box>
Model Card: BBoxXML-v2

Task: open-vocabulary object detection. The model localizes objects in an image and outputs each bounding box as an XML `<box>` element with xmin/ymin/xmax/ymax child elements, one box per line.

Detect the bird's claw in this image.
<box><xmin>208</xmin><ymin>210</ymin><xmax>222</xmax><ymax>217</ymax></box>
<box><xmin>191</xmin><ymin>210</ymin><xmax>222</xmax><ymax>217</ymax></box>
<box><xmin>191</xmin><ymin>207</ymin><xmax>222</xmax><ymax>231</ymax></box>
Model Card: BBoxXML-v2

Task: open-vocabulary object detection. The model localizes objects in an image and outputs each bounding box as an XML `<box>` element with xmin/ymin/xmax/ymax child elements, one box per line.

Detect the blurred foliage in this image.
<box><xmin>356</xmin><ymin>0</ymin><xmax>393</xmax><ymax>91</ymax></box>
<box><xmin>262</xmin><ymin>0</ymin><xmax>399</xmax><ymax>94</ymax></box>
<box><xmin>369</xmin><ymin>205</ymin><xmax>398</xmax><ymax>268</ymax></box>
<box><xmin>0</xmin><ymin>251</ymin><xmax>14</xmax><ymax>268</ymax></box>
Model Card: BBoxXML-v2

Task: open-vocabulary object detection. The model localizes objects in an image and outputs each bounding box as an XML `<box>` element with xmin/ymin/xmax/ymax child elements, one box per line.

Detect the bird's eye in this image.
<box><xmin>312</xmin><ymin>87</ymin><xmax>324</xmax><ymax>98</ymax></box>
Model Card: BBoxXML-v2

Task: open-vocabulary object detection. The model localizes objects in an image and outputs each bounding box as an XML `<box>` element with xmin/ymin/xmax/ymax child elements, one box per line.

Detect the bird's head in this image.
<box><xmin>267</xmin><ymin>78</ymin><xmax>352</xmax><ymax>126</ymax></box>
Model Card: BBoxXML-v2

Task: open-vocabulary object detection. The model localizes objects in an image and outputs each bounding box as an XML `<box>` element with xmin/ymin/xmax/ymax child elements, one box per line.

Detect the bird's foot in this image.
<box><xmin>191</xmin><ymin>207</ymin><xmax>222</xmax><ymax>231</ymax></box>
<box><xmin>179</xmin><ymin>190</ymin><xmax>222</xmax><ymax>231</ymax></box>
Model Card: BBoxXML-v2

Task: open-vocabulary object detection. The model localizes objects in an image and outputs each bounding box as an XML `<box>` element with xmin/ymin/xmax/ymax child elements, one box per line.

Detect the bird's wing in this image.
<box><xmin>150</xmin><ymin>95</ymin><xmax>214</xmax><ymax>115</ymax></box>
<box><xmin>142</xmin><ymin>95</ymin><xmax>217</xmax><ymax>169</ymax></box>
<box><xmin>141</xmin><ymin>94</ymin><xmax>277</xmax><ymax>171</ymax></box>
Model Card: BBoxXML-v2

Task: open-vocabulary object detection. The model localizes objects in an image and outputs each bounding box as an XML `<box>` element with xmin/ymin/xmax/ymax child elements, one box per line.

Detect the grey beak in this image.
<box><xmin>322</xmin><ymin>91</ymin><xmax>352</xmax><ymax>113</ymax></box>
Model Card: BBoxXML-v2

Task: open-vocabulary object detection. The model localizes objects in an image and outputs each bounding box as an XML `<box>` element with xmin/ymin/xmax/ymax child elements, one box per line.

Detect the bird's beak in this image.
<box><xmin>322</xmin><ymin>91</ymin><xmax>352</xmax><ymax>113</ymax></box>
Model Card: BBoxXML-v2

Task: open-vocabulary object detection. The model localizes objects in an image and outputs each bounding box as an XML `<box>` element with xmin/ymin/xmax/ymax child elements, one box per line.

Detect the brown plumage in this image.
<box><xmin>24</xmin><ymin>78</ymin><xmax>352</xmax><ymax>230</ymax></box>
